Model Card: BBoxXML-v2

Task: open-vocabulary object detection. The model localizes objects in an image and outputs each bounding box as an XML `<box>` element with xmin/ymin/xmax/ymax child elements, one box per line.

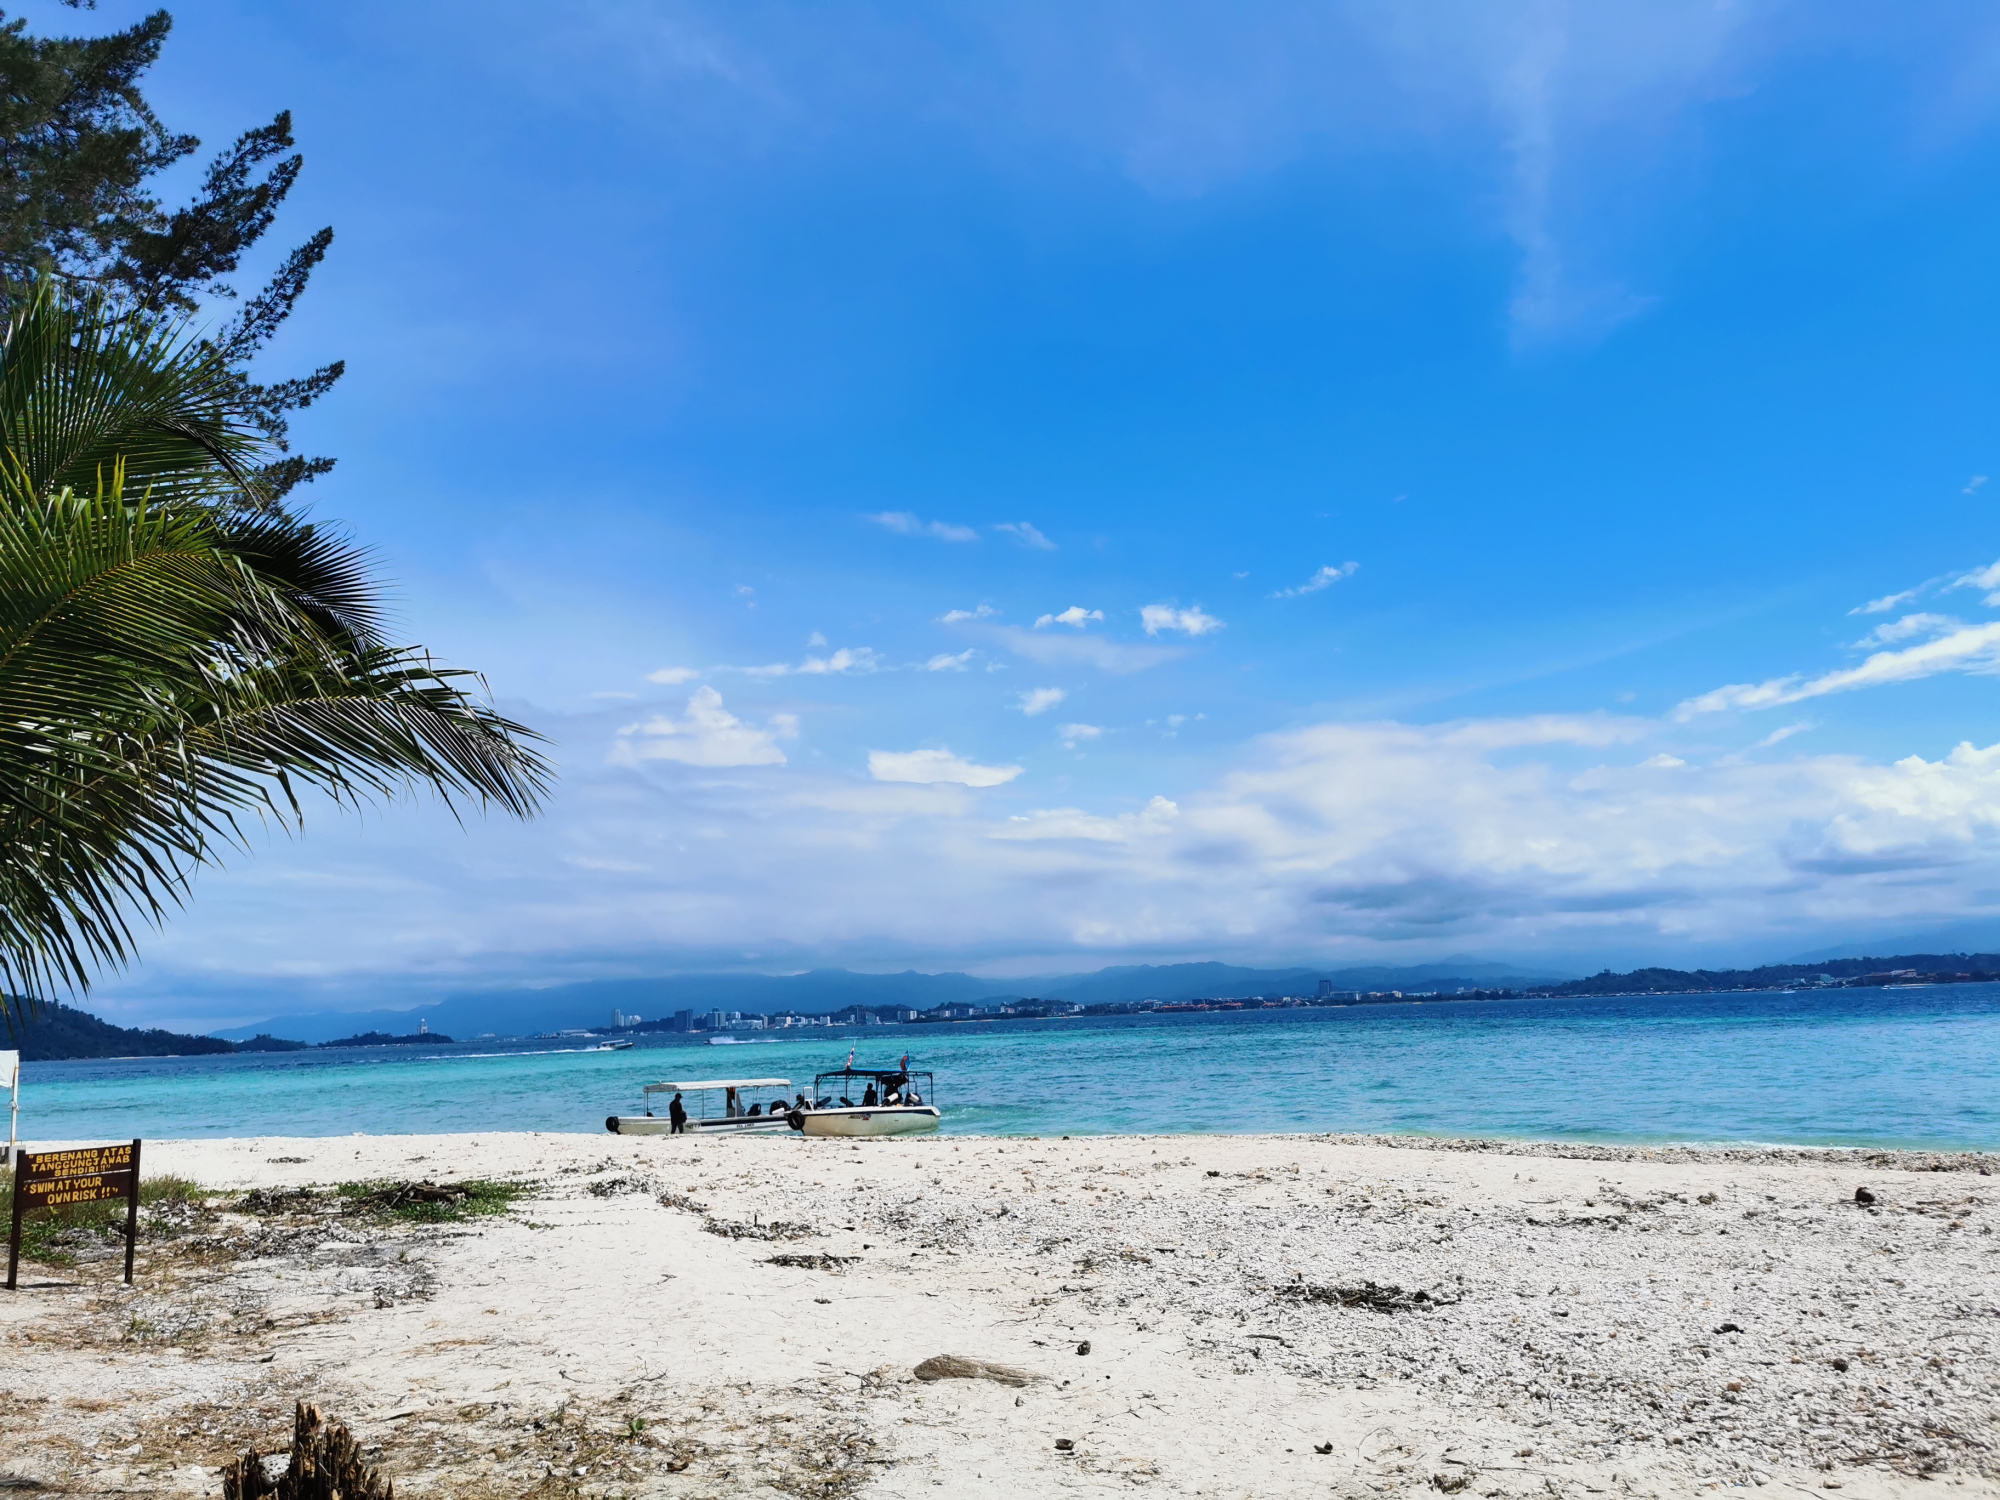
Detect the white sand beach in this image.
<box><xmin>3</xmin><ymin>1130</ymin><xmax>1996</xmax><ymax>1498</ymax></box>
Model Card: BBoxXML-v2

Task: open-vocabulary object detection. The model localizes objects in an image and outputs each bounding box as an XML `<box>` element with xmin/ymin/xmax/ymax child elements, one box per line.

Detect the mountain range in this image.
<box><xmin>211</xmin><ymin>958</ymin><xmax>1566</xmax><ymax>1043</ymax></box>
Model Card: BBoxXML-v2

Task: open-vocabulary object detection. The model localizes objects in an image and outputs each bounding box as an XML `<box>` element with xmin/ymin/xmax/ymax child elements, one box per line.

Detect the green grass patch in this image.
<box><xmin>0</xmin><ymin>1173</ymin><xmax>210</xmax><ymax>1267</ymax></box>
<box><xmin>332</xmin><ymin>1178</ymin><xmax>530</xmax><ymax>1224</ymax></box>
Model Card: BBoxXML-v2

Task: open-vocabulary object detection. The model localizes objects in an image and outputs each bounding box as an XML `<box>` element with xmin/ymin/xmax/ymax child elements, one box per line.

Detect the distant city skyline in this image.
<box><xmin>52</xmin><ymin>1</ymin><xmax>2000</xmax><ymax>1030</ymax></box>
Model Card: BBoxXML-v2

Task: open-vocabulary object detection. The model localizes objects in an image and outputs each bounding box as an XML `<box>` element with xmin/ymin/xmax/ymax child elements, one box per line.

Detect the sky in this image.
<box><xmin>36</xmin><ymin>0</ymin><xmax>2000</xmax><ymax>1027</ymax></box>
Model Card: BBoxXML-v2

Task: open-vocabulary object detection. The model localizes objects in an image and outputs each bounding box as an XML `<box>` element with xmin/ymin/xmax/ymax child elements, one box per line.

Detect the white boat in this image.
<box><xmin>605</xmin><ymin>1077</ymin><xmax>796</xmax><ymax>1135</ymax></box>
<box><xmin>789</xmin><ymin>1060</ymin><xmax>940</xmax><ymax>1138</ymax></box>
<box><xmin>593</xmin><ymin>1040</ymin><xmax>635</xmax><ymax>1051</ymax></box>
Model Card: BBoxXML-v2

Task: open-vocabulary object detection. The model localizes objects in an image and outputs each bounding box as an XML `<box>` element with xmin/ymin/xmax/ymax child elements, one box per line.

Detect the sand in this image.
<box><xmin>2</xmin><ymin>1129</ymin><xmax>1996</xmax><ymax>1498</ymax></box>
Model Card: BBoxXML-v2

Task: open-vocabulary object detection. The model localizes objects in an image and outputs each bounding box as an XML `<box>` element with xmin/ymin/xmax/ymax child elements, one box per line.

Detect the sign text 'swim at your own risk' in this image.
<box><xmin>7</xmin><ymin>1138</ymin><xmax>142</xmax><ymax>1289</ymax></box>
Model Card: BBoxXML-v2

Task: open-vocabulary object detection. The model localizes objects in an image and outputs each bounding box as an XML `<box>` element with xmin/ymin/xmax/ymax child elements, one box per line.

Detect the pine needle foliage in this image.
<box><xmin>0</xmin><ymin>289</ymin><xmax>551</xmax><ymax>1017</ymax></box>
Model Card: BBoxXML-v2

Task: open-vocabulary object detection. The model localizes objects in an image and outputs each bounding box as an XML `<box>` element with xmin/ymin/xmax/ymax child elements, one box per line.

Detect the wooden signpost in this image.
<box><xmin>6</xmin><ymin>1139</ymin><xmax>141</xmax><ymax>1289</ymax></box>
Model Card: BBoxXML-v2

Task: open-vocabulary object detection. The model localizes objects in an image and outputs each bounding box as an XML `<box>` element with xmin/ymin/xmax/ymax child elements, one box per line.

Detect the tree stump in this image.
<box><xmin>221</xmin><ymin>1401</ymin><xmax>393</xmax><ymax>1499</ymax></box>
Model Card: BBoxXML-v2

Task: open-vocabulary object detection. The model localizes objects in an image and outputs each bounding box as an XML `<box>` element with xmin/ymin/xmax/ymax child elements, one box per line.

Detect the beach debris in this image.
<box><xmin>1431</xmin><ymin>1465</ymin><xmax>1474</xmax><ymax>1492</ymax></box>
<box><xmin>765</xmin><ymin>1253</ymin><xmax>857</xmax><ymax>1270</ymax></box>
<box><xmin>1716</xmin><ymin>1322</ymin><xmax>1744</xmax><ymax>1333</ymax></box>
<box><xmin>703</xmin><ymin>1217</ymin><xmax>815</xmax><ymax>1241</ymax></box>
<box><xmin>914</xmin><ymin>1354</ymin><xmax>1035</xmax><ymax>1387</ymax></box>
<box><xmin>1054</xmin><ymin>1438</ymin><xmax>1075</xmax><ymax>1451</ymax></box>
<box><xmin>1279</xmin><ymin>1281</ymin><xmax>1459</xmax><ymax>1312</ymax></box>
<box><xmin>1076</xmin><ymin>1339</ymin><xmax>1092</xmax><ymax>1355</ymax></box>
<box><xmin>1831</xmin><ymin>1357</ymin><xmax>1850</xmax><ymax>1372</ymax></box>
<box><xmin>1314</xmin><ymin>1442</ymin><xmax>1334</xmax><ymax>1455</ymax></box>
<box><xmin>221</xmin><ymin>1401</ymin><xmax>392</xmax><ymax>1499</ymax></box>
<box><xmin>1854</xmin><ymin>1186</ymin><xmax>1877</xmax><ymax>1205</ymax></box>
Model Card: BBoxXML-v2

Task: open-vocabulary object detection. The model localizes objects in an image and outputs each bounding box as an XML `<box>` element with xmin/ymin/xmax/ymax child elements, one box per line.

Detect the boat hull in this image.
<box><xmin>605</xmin><ymin>1115</ymin><xmax>791</xmax><ymax>1135</ymax></box>
<box><xmin>798</xmin><ymin>1106</ymin><xmax>940</xmax><ymax>1138</ymax></box>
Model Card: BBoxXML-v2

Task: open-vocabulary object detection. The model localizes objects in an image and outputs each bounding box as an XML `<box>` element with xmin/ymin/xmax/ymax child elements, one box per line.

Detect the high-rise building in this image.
<box><xmin>1316</xmin><ymin>978</ymin><xmax>1333</xmax><ymax>998</ymax></box>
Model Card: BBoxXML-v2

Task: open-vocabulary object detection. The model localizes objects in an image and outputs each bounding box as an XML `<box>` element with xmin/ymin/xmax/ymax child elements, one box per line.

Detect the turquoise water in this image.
<box><xmin>15</xmin><ymin>987</ymin><xmax>2000</xmax><ymax>1149</ymax></box>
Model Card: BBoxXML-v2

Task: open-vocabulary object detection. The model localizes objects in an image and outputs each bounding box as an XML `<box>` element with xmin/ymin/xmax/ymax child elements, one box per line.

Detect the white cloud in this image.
<box><xmin>1967</xmin><ymin>475</ymin><xmax>1988</xmax><ymax>496</ymax></box>
<box><xmin>1058</xmin><ymin>723</ymin><xmax>1103</xmax><ymax>749</ymax></box>
<box><xmin>1852</xmin><ymin>588</ymin><xmax>1926</xmax><ymax>616</ymax></box>
<box><xmin>924</xmin><ymin>649</ymin><xmax>975</xmax><ymax>672</ymax></box>
<box><xmin>1270</xmin><ymin>561</ymin><xmax>1359</xmax><ymax>598</ymax></box>
<box><xmin>1855</xmin><ymin>613</ymin><xmax>1961</xmax><ymax>649</ymax></box>
<box><xmin>1035</xmin><ymin>605</ymin><xmax>1104</xmax><ymax>629</ymax></box>
<box><xmin>742</xmin><ymin>646</ymin><xmax>884</xmax><ymax>678</ymax></box>
<box><xmin>869</xmin><ymin>511</ymin><xmax>980</xmax><ymax>542</ymax></box>
<box><xmin>867</xmin><ymin>747</ymin><xmax>1023</xmax><ymax>787</ymax></box>
<box><xmin>807</xmin><ymin>631</ymin><xmax>827</xmax><ymax>647</ymax></box>
<box><xmin>940</xmin><ymin>605</ymin><xmax>998</xmax><ymax>623</ymax></box>
<box><xmin>1953</xmin><ymin>558</ymin><xmax>2000</xmax><ymax>606</ymax></box>
<box><xmin>1749</xmin><ymin>722</ymin><xmax>1812</xmax><ymax>751</ymax></box>
<box><xmin>1640</xmin><ymin>753</ymin><xmax>1685</xmax><ymax>769</ymax></box>
<box><xmin>994</xmin><ymin>521</ymin><xmax>1056</xmax><ymax>550</ymax></box>
<box><xmin>646</xmin><ymin>666</ymin><xmax>702</xmax><ymax>685</ymax></box>
<box><xmin>1140</xmin><ymin>603</ymin><xmax>1225</xmax><ymax>637</ymax></box>
<box><xmin>1677</xmin><ymin>621</ymin><xmax>2000</xmax><ymax>718</ymax></box>
<box><xmin>610</xmin><ymin>687</ymin><xmax>797</xmax><ymax>768</ymax></box>
<box><xmin>997</xmin><ymin>796</ymin><xmax>1180</xmax><ymax>843</ymax></box>
<box><xmin>1018</xmin><ymin>686</ymin><xmax>1066</xmax><ymax>716</ymax></box>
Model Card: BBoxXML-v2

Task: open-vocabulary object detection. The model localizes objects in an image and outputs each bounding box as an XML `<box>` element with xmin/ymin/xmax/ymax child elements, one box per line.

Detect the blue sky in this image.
<box><xmin>44</xmin><ymin>1</ymin><xmax>2000</xmax><ymax>1025</ymax></box>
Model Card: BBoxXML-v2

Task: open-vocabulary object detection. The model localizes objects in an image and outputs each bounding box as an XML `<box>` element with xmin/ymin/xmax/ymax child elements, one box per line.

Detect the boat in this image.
<box><xmin>593</xmin><ymin>1040</ymin><xmax>635</xmax><ymax>1051</ymax></box>
<box><xmin>605</xmin><ymin>1077</ymin><xmax>795</xmax><ymax>1135</ymax></box>
<box><xmin>788</xmin><ymin>1056</ymin><xmax>940</xmax><ymax>1138</ymax></box>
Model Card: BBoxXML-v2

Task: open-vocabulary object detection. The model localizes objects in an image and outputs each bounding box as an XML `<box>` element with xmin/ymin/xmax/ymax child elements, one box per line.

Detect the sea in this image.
<box><xmin>14</xmin><ymin>986</ymin><xmax>2000</xmax><ymax>1150</ymax></box>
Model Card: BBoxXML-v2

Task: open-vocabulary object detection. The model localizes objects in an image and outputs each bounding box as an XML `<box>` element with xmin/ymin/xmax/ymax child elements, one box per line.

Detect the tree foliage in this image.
<box><xmin>0</xmin><ymin>290</ymin><xmax>550</xmax><ymax>1014</ymax></box>
<box><xmin>0</xmin><ymin>5</ymin><xmax>341</xmax><ymax>502</ymax></box>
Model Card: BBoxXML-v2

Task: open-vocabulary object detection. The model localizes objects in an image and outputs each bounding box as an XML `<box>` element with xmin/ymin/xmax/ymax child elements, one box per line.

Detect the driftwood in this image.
<box><xmin>913</xmin><ymin>1353</ymin><xmax>1035</xmax><ymax>1387</ymax></box>
<box><xmin>221</xmin><ymin>1402</ymin><xmax>393</xmax><ymax>1499</ymax></box>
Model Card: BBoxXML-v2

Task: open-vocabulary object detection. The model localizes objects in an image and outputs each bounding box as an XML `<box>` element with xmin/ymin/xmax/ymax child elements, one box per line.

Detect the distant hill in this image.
<box><xmin>6</xmin><ymin>1001</ymin><xmax>239</xmax><ymax>1062</ymax></box>
<box><xmin>319</xmin><ymin>1031</ymin><xmax>454</xmax><ymax>1048</ymax></box>
<box><xmin>1536</xmin><ymin>954</ymin><xmax>2000</xmax><ymax>997</ymax></box>
<box><xmin>214</xmin><ymin>959</ymin><xmax>1576</xmax><ymax>1042</ymax></box>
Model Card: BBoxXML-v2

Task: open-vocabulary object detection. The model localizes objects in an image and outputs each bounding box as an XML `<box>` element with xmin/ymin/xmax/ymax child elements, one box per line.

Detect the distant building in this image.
<box><xmin>610</xmin><ymin>1008</ymin><xmax>641</xmax><ymax>1029</ymax></box>
<box><xmin>673</xmin><ymin>1009</ymin><xmax>695</xmax><ymax>1031</ymax></box>
<box><xmin>1316</xmin><ymin>979</ymin><xmax>1333</xmax><ymax>998</ymax></box>
<box><xmin>709</xmin><ymin>1010</ymin><xmax>727</xmax><ymax>1030</ymax></box>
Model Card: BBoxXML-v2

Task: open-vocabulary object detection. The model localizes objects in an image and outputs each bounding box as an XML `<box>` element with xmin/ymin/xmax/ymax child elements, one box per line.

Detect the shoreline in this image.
<box><xmin>15</xmin><ymin>1126</ymin><xmax>2000</xmax><ymax>1167</ymax></box>
<box><xmin>6</xmin><ymin>1129</ymin><xmax>1996</xmax><ymax>1497</ymax></box>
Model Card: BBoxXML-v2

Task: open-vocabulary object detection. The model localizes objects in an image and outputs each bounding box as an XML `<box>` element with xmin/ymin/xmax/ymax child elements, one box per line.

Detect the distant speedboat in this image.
<box><xmin>593</xmin><ymin>1040</ymin><xmax>635</xmax><ymax>1051</ymax></box>
<box><xmin>789</xmin><ymin>1056</ymin><xmax>939</xmax><ymax>1138</ymax></box>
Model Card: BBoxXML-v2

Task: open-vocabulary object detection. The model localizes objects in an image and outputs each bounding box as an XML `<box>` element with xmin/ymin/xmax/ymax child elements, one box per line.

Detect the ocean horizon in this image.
<box><xmin>16</xmin><ymin>985</ymin><xmax>2000</xmax><ymax>1151</ymax></box>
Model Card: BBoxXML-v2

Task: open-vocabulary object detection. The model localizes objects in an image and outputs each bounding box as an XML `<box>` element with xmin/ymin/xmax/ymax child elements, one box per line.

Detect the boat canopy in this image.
<box><xmin>643</xmin><ymin>1078</ymin><xmax>790</xmax><ymax>1094</ymax></box>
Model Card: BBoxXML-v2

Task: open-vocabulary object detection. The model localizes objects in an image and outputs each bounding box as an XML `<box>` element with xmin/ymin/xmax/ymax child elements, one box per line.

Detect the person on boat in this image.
<box><xmin>794</xmin><ymin>1093</ymin><xmax>810</xmax><ymax>1111</ymax></box>
<box><xmin>726</xmin><ymin>1087</ymin><xmax>741</xmax><ymax>1118</ymax></box>
<box><xmin>668</xmin><ymin>1092</ymin><xmax>688</xmax><ymax>1134</ymax></box>
<box><xmin>863</xmin><ymin>1084</ymin><xmax>878</xmax><ymax>1106</ymax></box>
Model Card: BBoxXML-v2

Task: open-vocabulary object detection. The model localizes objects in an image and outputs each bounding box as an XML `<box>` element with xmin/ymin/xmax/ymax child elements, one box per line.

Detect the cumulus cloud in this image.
<box><xmin>1953</xmin><ymin>559</ymin><xmax>2000</xmax><ymax>606</ymax></box>
<box><xmin>646</xmin><ymin>666</ymin><xmax>701</xmax><ymax>685</ymax></box>
<box><xmin>1035</xmin><ymin>605</ymin><xmax>1104</xmax><ymax>629</ymax></box>
<box><xmin>1059</xmin><ymin>723</ymin><xmax>1103</xmax><ymax>748</ymax></box>
<box><xmin>1018</xmin><ymin>686</ymin><xmax>1066</xmax><ymax>715</ymax></box>
<box><xmin>742</xmin><ymin>646</ymin><xmax>884</xmax><ymax>678</ymax></box>
<box><xmin>994</xmin><ymin>521</ymin><xmax>1056</xmax><ymax>550</ymax></box>
<box><xmin>1140</xmin><ymin>603</ymin><xmax>1225</xmax><ymax>637</ymax></box>
<box><xmin>869</xmin><ymin>511</ymin><xmax>980</xmax><ymax>542</ymax></box>
<box><xmin>1270</xmin><ymin>562</ymin><xmax>1359</xmax><ymax>598</ymax></box>
<box><xmin>867</xmin><ymin>747</ymin><xmax>1023</xmax><ymax>787</ymax></box>
<box><xmin>925</xmin><ymin>649</ymin><xmax>975</xmax><ymax>671</ymax></box>
<box><xmin>610</xmin><ymin>687</ymin><xmax>797</xmax><ymax>768</ymax></box>
<box><xmin>940</xmin><ymin>605</ymin><xmax>998</xmax><ymax>623</ymax></box>
<box><xmin>1967</xmin><ymin>476</ymin><xmax>1989</xmax><ymax>496</ymax></box>
<box><xmin>1677</xmin><ymin>622</ymin><xmax>2000</xmax><ymax>718</ymax></box>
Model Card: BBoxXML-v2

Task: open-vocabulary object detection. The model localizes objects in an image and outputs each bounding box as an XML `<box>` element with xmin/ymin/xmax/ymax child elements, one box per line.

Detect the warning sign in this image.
<box><xmin>7</xmin><ymin>1139</ymin><xmax>142</xmax><ymax>1289</ymax></box>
